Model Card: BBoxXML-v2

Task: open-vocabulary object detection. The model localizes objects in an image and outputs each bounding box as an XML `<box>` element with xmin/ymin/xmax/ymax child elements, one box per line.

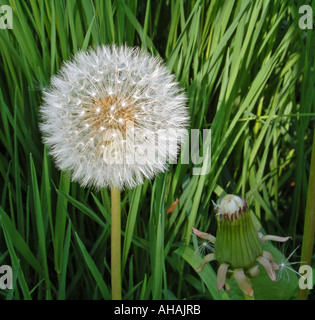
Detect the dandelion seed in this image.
<box><xmin>194</xmin><ymin>239</ymin><xmax>214</xmax><ymax>257</ymax></box>
<box><xmin>211</xmin><ymin>199</ymin><xmax>219</xmax><ymax>210</ymax></box>
<box><xmin>276</xmin><ymin>246</ymin><xmax>304</xmax><ymax>282</ymax></box>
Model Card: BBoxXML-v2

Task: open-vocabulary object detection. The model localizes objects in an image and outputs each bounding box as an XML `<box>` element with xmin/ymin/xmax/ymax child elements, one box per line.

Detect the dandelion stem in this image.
<box><xmin>298</xmin><ymin>129</ymin><xmax>315</xmax><ymax>300</ymax></box>
<box><xmin>111</xmin><ymin>186</ymin><xmax>122</xmax><ymax>300</ymax></box>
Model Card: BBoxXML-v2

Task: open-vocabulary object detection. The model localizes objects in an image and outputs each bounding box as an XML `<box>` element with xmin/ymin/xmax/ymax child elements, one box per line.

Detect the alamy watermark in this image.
<box><xmin>0</xmin><ymin>5</ymin><xmax>13</xmax><ymax>29</ymax></box>
<box><xmin>1</xmin><ymin>4</ymin><xmax>313</xmax><ymax>31</ymax></box>
<box><xmin>299</xmin><ymin>5</ymin><xmax>314</xmax><ymax>29</ymax></box>
<box><xmin>0</xmin><ymin>265</ymin><xmax>13</xmax><ymax>290</ymax></box>
<box><xmin>298</xmin><ymin>265</ymin><xmax>313</xmax><ymax>290</ymax></box>
<box><xmin>95</xmin><ymin>122</ymin><xmax>212</xmax><ymax>176</ymax></box>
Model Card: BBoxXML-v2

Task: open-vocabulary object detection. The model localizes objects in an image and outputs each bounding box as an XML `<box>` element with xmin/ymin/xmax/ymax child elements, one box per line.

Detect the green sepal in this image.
<box><xmin>215</xmin><ymin>210</ymin><xmax>263</xmax><ymax>269</ymax></box>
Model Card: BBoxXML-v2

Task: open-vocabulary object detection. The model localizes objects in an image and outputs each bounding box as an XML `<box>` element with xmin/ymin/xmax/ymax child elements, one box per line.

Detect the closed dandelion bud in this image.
<box><xmin>214</xmin><ymin>194</ymin><xmax>263</xmax><ymax>269</ymax></box>
<box><xmin>192</xmin><ymin>194</ymin><xmax>291</xmax><ymax>298</ymax></box>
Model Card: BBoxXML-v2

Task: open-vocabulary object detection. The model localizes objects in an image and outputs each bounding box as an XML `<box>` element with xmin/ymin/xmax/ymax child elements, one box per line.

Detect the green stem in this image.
<box><xmin>111</xmin><ymin>186</ymin><xmax>122</xmax><ymax>300</ymax></box>
<box><xmin>298</xmin><ymin>129</ymin><xmax>315</xmax><ymax>300</ymax></box>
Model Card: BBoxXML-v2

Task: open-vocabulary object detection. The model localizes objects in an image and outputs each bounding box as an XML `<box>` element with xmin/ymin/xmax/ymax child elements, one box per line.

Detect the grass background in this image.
<box><xmin>0</xmin><ymin>0</ymin><xmax>314</xmax><ymax>300</ymax></box>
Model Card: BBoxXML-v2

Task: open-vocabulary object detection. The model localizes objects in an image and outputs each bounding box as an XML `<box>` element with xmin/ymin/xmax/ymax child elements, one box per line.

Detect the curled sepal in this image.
<box><xmin>217</xmin><ymin>263</ymin><xmax>229</xmax><ymax>292</ymax></box>
<box><xmin>196</xmin><ymin>253</ymin><xmax>216</xmax><ymax>273</ymax></box>
<box><xmin>257</xmin><ymin>256</ymin><xmax>276</xmax><ymax>281</ymax></box>
<box><xmin>260</xmin><ymin>234</ymin><xmax>291</xmax><ymax>243</ymax></box>
<box><xmin>262</xmin><ymin>251</ymin><xmax>279</xmax><ymax>271</ymax></box>
<box><xmin>234</xmin><ymin>268</ymin><xmax>254</xmax><ymax>298</ymax></box>
<box><xmin>192</xmin><ymin>227</ymin><xmax>216</xmax><ymax>244</ymax></box>
<box><xmin>247</xmin><ymin>265</ymin><xmax>260</xmax><ymax>278</ymax></box>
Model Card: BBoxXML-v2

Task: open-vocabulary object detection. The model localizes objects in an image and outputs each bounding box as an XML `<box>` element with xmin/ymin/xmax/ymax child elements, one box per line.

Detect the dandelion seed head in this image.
<box><xmin>40</xmin><ymin>45</ymin><xmax>189</xmax><ymax>189</ymax></box>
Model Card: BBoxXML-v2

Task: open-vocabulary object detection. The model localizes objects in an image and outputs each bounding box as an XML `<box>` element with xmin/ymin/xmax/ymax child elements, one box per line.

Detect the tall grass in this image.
<box><xmin>0</xmin><ymin>0</ymin><xmax>314</xmax><ymax>300</ymax></box>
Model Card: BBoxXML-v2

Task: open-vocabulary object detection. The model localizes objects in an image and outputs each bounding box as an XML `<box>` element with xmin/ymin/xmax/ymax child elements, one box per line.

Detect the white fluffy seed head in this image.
<box><xmin>40</xmin><ymin>45</ymin><xmax>189</xmax><ymax>190</ymax></box>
